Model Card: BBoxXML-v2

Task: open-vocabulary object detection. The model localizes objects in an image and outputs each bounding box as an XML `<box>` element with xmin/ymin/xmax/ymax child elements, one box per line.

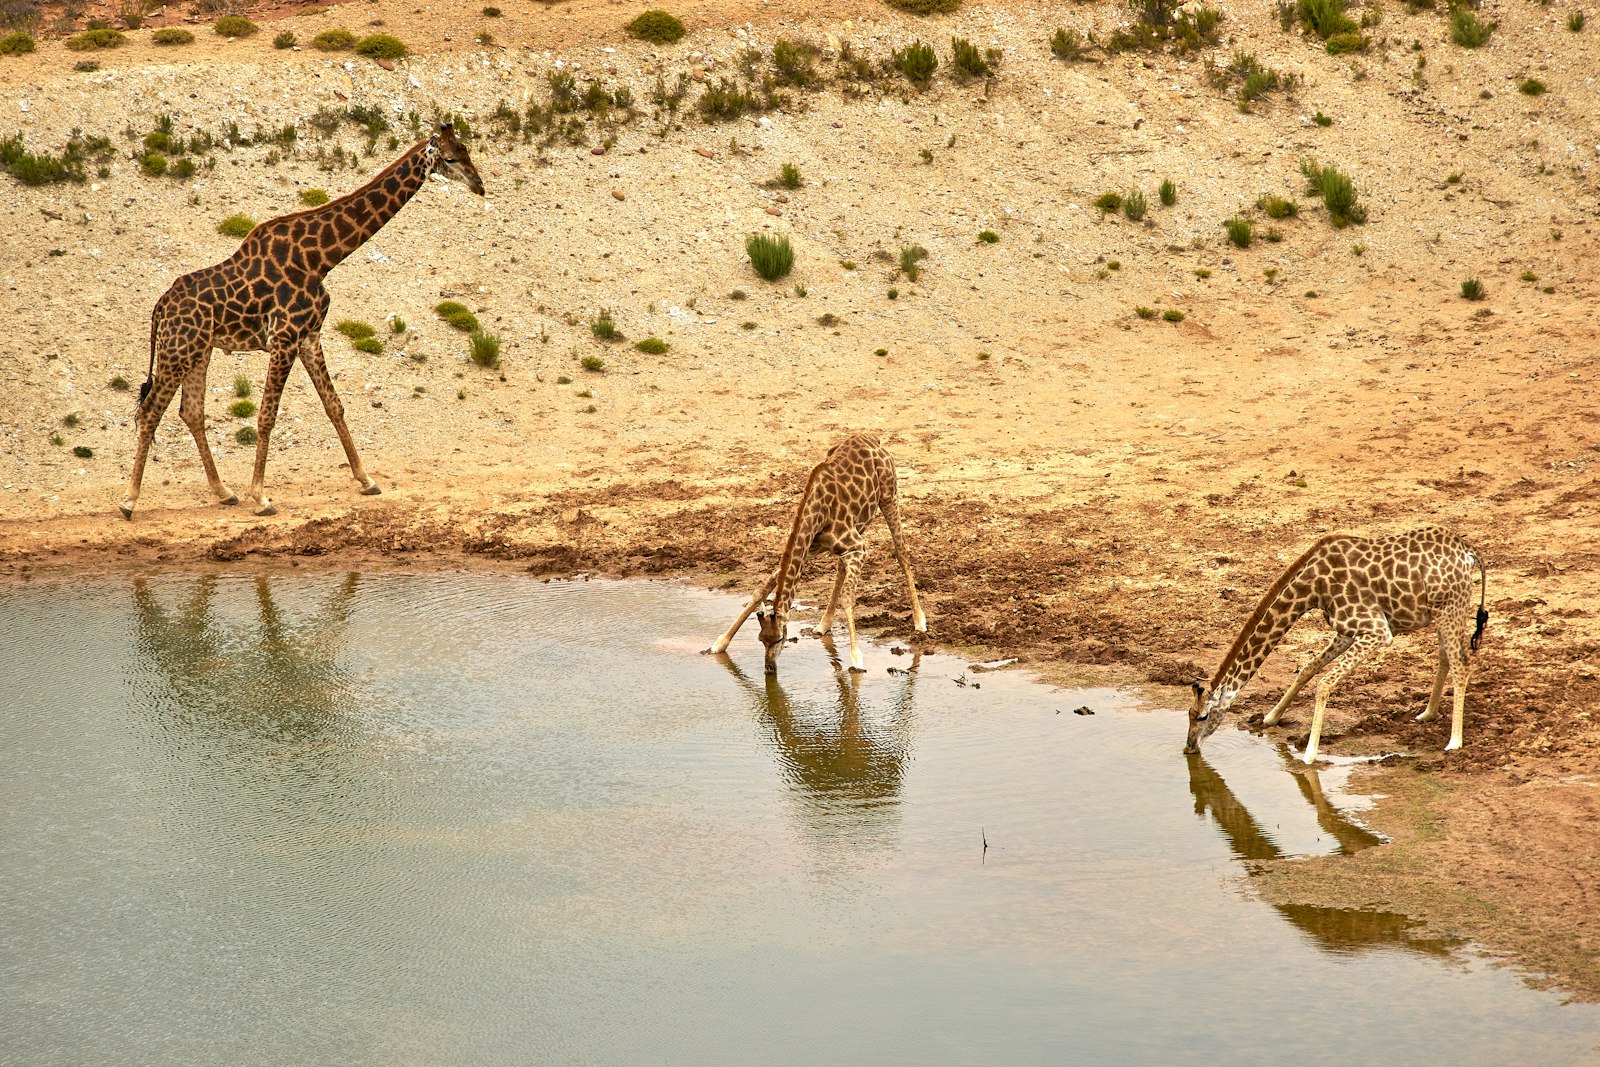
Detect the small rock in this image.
<box><xmin>765</xmin><ymin>207</ymin><xmax>782</xmax><ymax>217</ymax></box>
<box><xmin>591</xmin><ymin>146</ymin><xmax>606</xmax><ymax>155</ymax></box>
<box><xmin>1072</xmin><ymin>706</ymin><xmax>1094</xmax><ymax>715</ymax></box>
<box><xmin>775</xmin><ymin>194</ymin><xmax>789</xmax><ymax>203</ymax></box>
<box><xmin>611</xmin><ymin>188</ymin><xmax>625</xmax><ymax>200</ymax></box>
<box><xmin>694</xmin><ymin>147</ymin><xmax>715</xmax><ymax>158</ymax></box>
<box><xmin>371</xmin><ymin>400</ymin><xmax>383</xmax><ymax>408</ymax></box>
<box><xmin>376</xmin><ymin>58</ymin><xmax>395</xmax><ymax>71</ymax></box>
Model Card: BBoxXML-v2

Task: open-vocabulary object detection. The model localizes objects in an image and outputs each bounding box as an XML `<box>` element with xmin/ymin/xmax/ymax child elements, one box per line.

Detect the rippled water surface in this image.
<box><xmin>2</xmin><ymin>575</ymin><xmax>1595</xmax><ymax>1065</ymax></box>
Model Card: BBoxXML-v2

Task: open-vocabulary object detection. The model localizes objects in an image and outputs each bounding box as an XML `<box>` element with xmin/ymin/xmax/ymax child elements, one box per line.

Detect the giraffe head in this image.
<box><xmin>756</xmin><ymin>609</ymin><xmax>786</xmax><ymax>674</ymax></box>
<box><xmin>428</xmin><ymin>123</ymin><xmax>485</xmax><ymax>196</ymax></box>
<box><xmin>1184</xmin><ymin>681</ymin><xmax>1228</xmax><ymax>753</ymax></box>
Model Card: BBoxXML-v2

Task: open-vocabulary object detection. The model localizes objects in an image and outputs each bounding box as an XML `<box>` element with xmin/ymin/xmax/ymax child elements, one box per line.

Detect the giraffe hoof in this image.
<box><xmin>360</xmin><ymin>482</ymin><xmax>382</xmax><ymax>496</ymax></box>
<box><xmin>118</xmin><ymin>502</ymin><xmax>134</xmax><ymax>521</ymax></box>
<box><xmin>256</xmin><ymin>504</ymin><xmax>277</xmax><ymax>517</ymax></box>
<box><xmin>220</xmin><ymin>495</ymin><xmax>239</xmax><ymax>506</ymax></box>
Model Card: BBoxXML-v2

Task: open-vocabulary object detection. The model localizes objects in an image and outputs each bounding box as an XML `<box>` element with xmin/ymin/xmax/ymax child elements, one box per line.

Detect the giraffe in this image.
<box><xmin>707</xmin><ymin>433</ymin><xmax>928</xmax><ymax>674</ymax></box>
<box><xmin>1184</xmin><ymin>526</ymin><xmax>1488</xmax><ymax>763</ymax></box>
<box><xmin>120</xmin><ymin>124</ymin><xmax>485</xmax><ymax>520</ymax></box>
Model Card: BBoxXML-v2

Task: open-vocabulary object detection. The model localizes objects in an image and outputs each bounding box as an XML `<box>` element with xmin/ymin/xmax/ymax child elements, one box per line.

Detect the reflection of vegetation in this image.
<box><xmin>1186</xmin><ymin>751</ymin><xmax>1455</xmax><ymax>956</ymax></box>
<box><xmin>130</xmin><ymin>574</ymin><xmax>362</xmax><ymax>742</ymax></box>
<box><xmin>715</xmin><ymin>638</ymin><xmax>920</xmax><ymax>852</ymax></box>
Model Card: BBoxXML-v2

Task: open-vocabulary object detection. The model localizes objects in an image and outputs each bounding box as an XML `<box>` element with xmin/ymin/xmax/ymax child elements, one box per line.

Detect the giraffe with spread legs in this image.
<box><xmin>1184</xmin><ymin>526</ymin><xmax>1488</xmax><ymax>763</ymax></box>
<box><xmin>708</xmin><ymin>433</ymin><xmax>928</xmax><ymax>674</ymax></box>
<box><xmin>120</xmin><ymin>124</ymin><xmax>485</xmax><ymax>520</ymax></box>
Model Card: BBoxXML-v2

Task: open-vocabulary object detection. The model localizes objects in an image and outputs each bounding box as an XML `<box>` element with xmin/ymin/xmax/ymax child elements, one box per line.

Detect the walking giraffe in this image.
<box><xmin>1184</xmin><ymin>526</ymin><xmax>1488</xmax><ymax>763</ymax></box>
<box><xmin>708</xmin><ymin>433</ymin><xmax>928</xmax><ymax>674</ymax></box>
<box><xmin>120</xmin><ymin>124</ymin><xmax>485</xmax><ymax>519</ymax></box>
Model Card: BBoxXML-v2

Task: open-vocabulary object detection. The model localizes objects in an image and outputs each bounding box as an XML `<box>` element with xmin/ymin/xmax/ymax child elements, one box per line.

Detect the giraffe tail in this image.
<box><xmin>1469</xmin><ymin>547</ymin><xmax>1488</xmax><ymax>652</ymax></box>
<box><xmin>138</xmin><ymin>313</ymin><xmax>156</xmax><ymax>407</ymax></box>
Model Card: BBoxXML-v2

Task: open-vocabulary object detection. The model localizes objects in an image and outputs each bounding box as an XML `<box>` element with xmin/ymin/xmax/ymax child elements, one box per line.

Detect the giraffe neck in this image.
<box><xmin>1209</xmin><ymin>567</ymin><xmax>1317</xmax><ymax>711</ymax></box>
<box><xmin>300</xmin><ymin>138</ymin><xmax>437</xmax><ymax>275</ymax></box>
<box><xmin>769</xmin><ymin>471</ymin><xmax>828</xmax><ymax>630</ymax></box>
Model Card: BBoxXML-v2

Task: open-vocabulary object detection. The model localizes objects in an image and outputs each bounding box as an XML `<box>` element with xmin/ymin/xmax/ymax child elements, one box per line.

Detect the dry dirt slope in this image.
<box><xmin>0</xmin><ymin>0</ymin><xmax>1598</xmax><ymax>999</ymax></box>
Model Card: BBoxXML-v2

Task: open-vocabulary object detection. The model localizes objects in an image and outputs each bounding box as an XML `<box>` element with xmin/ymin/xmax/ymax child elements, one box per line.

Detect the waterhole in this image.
<box><xmin>1</xmin><ymin>575</ymin><xmax>1595</xmax><ymax>1064</ymax></box>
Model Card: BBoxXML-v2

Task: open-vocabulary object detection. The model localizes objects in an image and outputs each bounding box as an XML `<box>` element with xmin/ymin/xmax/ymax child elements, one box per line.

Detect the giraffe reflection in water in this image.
<box><xmin>714</xmin><ymin>635</ymin><xmax>920</xmax><ymax>859</ymax></box>
<box><xmin>130</xmin><ymin>573</ymin><xmax>364</xmax><ymax>742</ymax></box>
<box><xmin>1186</xmin><ymin>750</ymin><xmax>1457</xmax><ymax>957</ymax></box>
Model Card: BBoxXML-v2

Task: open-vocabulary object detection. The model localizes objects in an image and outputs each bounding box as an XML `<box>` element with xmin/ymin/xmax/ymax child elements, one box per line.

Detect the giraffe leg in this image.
<box><xmin>708</xmin><ymin>570</ymin><xmax>779</xmax><ymax>654</ymax></box>
<box><xmin>1303</xmin><ymin>631</ymin><xmax>1388</xmax><ymax>764</ymax></box>
<box><xmin>120</xmin><ymin>374</ymin><xmax>181</xmax><ymax>519</ymax></box>
<box><xmin>246</xmin><ymin>345</ymin><xmax>296</xmax><ymax>516</ymax></box>
<box><xmin>1416</xmin><ymin>633</ymin><xmax>1449</xmax><ymax>724</ymax></box>
<box><xmin>1443</xmin><ymin>630</ymin><xmax>1470</xmax><ymax>752</ymax></box>
<box><xmin>839</xmin><ymin>545</ymin><xmax>869</xmax><ymax>672</ymax></box>
<box><xmin>176</xmin><ymin>358</ymin><xmax>237</xmax><ymax>506</ymax></box>
<box><xmin>1264</xmin><ymin>633</ymin><xmax>1354</xmax><ymax>726</ymax></box>
<box><xmin>300</xmin><ymin>333</ymin><xmax>380</xmax><ymax>496</ymax></box>
<box><xmin>879</xmin><ymin>494</ymin><xmax>927</xmax><ymax>633</ymax></box>
<box><xmin>818</xmin><ymin>554</ymin><xmax>848</xmax><ymax>633</ymax></box>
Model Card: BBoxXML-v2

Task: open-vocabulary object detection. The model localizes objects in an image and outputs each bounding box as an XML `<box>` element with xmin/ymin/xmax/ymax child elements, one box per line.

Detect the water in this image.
<box><xmin>1</xmin><ymin>575</ymin><xmax>1594</xmax><ymax>1065</ymax></box>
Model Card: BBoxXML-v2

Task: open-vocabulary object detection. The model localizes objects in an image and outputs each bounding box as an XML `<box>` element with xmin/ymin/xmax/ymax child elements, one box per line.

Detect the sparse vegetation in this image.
<box><xmin>139</xmin><ymin>152</ymin><xmax>167</xmax><ymax>178</ymax></box>
<box><xmin>66</xmin><ymin>28</ymin><xmax>125</xmax><ymax>50</ymax></box>
<box><xmin>1225</xmin><ymin>216</ymin><xmax>1254</xmax><ymax>247</ymax></box>
<box><xmin>887</xmin><ymin>288</ymin><xmax>900</xmax><ymax>300</ymax></box>
<box><xmin>590</xmin><ymin>310</ymin><xmax>622</xmax><ymax>340</ymax></box>
<box><xmin>152</xmin><ymin>27</ymin><xmax>193</xmax><ymax>45</ymax></box>
<box><xmin>435</xmin><ymin>301</ymin><xmax>480</xmax><ymax>333</ymax></box>
<box><xmin>1296</xmin><ymin>0</ymin><xmax>1357</xmax><ymax>38</ymax></box>
<box><xmin>978</xmin><ymin>230</ymin><xmax>1000</xmax><ymax>243</ymax></box>
<box><xmin>353</xmin><ymin>337</ymin><xmax>383</xmax><ymax>354</ymax></box>
<box><xmin>0</xmin><ymin>131</ymin><xmax>114</xmax><ymax>186</ymax></box>
<box><xmin>899</xmin><ymin>244</ymin><xmax>928</xmax><ymax>282</ymax></box>
<box><xmin>779</xmin><ymin>162</ymin><xmax>802</xmax><ymax>189</ymax></box>
<box><xmin>1519</xmin><ymin>271</ymin><xmax>1538</xmax><ymax>282</ymax></box>
<box><xmin>469</xmin><ymin>330</ymin><xmax>501</xmax><ymax>368</ymax></box>
<box><xmin>299</xmin><ymin>188</ymin><xmax>330</xmax><ymax>206</ymax></box>
<box><xmin>273</xmin><ymin>30</ymin><xmax>295</xmax><ymax>49</ymax></box>
<box><xmin>213</xmin><ymin>16</ymin><xmax>257</xmax><ymax>37</ymax></box>
<box><xmin>73</xmin><ymin>445</ymin><xmax>94</xmax><ymax>459</ymax></box>
<box><xmin>1325</xmin><ymin>31</ymin><xmax>1368</xmax><ymax>54</ymax></box>
<box><xmin>746</xmin><ymin>233</ymin><xmax>795</xmax><ymax>280</ymax></box>
<box><xmin>234</xmin><ymin>376</ymin><xmax>252</xmax><ymax>397</ymax></box>
<box><xmin>1301</xmin><ymin>158</ymin><xmax>1367</xmax><ymax>226</ymax></box>
<box><xmin>355</xmin><ymin>33</ymin><xmax>407</xmax><ymax>59</ymax></box>
<box><xmin>390</xmin><ymin>317</ymin><xmax>407</xmax><ymax>334</ymax></box>
<box><xmin>110</xmin><ymin>375</ymin><xmax>130</xmax><ymax>391</ymax></box>
<box><xmin>336</xmin><ymin>320</ymin><xmax>377</xmax><ymax>340</ymax></box>
<box><xmin>1259</xmin><ymin>195</ymin><xmax>1299</xmax><ymax>218</ymax></box>
<box><xmin>1450</xmin><ymin>8</ymin><xmax>1494</xmax><ymax>46</ymax></box>
<box><xmin>1105</xmin><ymin>1</ymin><xmax>1223</xmax><ymax>54</ymax></box>
<box><xmin>217</xmin><ymin>214</ymin><xmax>255</xmax><ymax>238</ymax></box>
<box><xmin>230</xmin><ymin>399</ymin><xmax>257</xmax><ymax>418</ymax></box>
<box><xmin>950</xmin><ymin>36</ymin><xmax>993</xmax><ymax>78</ymax></box>
<box><xmin>771</xmin><ymin>38</ymin><xmax>819</xmax><ymax>88</ymax></box>
<box><xmin>886</xmin><ymin>0</ymin><xmax>961</xmax><ymax>13</ymax></box>
<box><xmin>1135</xmin><ymin>306</ymin><xmax>1157</xmax><ymax>319</ymax></box>
<box><xmin>235</xmin><ymin>427</ymin><xmax>258</xmax><ymax>445</ymax></box>
<box><xmin>1460</xmin><ymin>277</ymin><xmax>1485</xmax><ymax>300</ymax></box>
<box><xmin>1123</xmin><ymin>189</ymin><xmax>1148</xmax><ymax>222</ymax></box>
<box><xmin>1568</xmin><ymin>10</ymin><xmax>1585</xmax><ymax>31</ymax></box>
<box><xmin>312</xmin><ymin>28</ymin><xmax>356</xmax><ymax>51</ymax></box>
<box><xmin>1050</xmin><ymin>26</ymin><xmax>1088</xmax><ymax>61</ymax></box>
<box><xmin>893</xmin><ymin>41</ymin><xmax>938</xmax><ymax>86</ymax></box>
<box><xmin>50</xmin><ymin>433</ymin><xmax>64</xmax><ymax>446</ymax></box>
<box><xmin>1519</xmin><ymin>78</ymin><xmax>1546</xmax><ymax>96</ymax></box>
<box><xmin>1159</xmin><ymin>179</ymin><xmax>1177</xmax><ymax>206</ymax></box>
<box><xmin>0</xmin><ymin>31</ymin><xmax>36</xmax><ymax>56</ymax></box>
<box><xmin>1162</xmin><ymin>309</ymin><xmax>1186</xmax><ymax>322</ymax></box>
<box><xmin>1313</xmin><ymin>111</ymin><xmax>1333</xmax><ymax>126</ymax></box>
<box><xmin>483</xmin><ymin>5</ymin><xmax>501</xmax><ymax>15</ymax></box>
<box><xmin>625</xmin><ymin>9</ymin><xmax>685</xmax><ymax>44</ymax></box>
<box><xmin>1093</xmin><ymin>191</ymin><xmax>1124</xmax><ymax>215</ymax></box>
<box><xmin>635</xmin><ymin>337</ymin><xmax>669</xmax><ymax>354</ymax></box>
<box><xmin>580</xmin><ymin>354</ymin><xmax>605</xmax><ymax>372</ymax></box>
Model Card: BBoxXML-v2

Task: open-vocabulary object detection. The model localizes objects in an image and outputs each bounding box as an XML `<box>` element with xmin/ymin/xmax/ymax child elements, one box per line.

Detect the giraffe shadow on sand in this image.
<box><xmin>122</xmin><ymin>125</ymin><xmax>485</xmax><ymax>519</ymax></box>
<box><xmin>1186</xmin><ymin>749</ymin><xmax>1457</xmax><ymax>958</ymax></box>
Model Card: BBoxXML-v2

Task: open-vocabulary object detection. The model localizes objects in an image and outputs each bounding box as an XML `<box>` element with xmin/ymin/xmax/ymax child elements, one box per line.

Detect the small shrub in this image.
<box><xmin>1134</xmin><ymin>306</ymin><xmax>1157</xmax><ymax>319</ymax></box>
<box><xmin>152</xmin><ymin>27</ymin><xmax>193</xmax><ymax>45</ymax></box>
<box><xmin>1313</xmin><ymin>111</ymin><xmax>1333</xmax><ymax>126</ymax></box>
<box><xmin>899</xmin><ymin>244</ymin><xmax>928</xmax><ymax>282</ymax></box>
<box><xmin>1450</xmin><ymin>9</ymin><xmax>1493</xmax><ymax>46</ymax></box>
<box><xmin>74</xmin><ymin>59</ymin><xmax>100</xmax><ymax>72</ymax></box>
<box><xmin>66</xmin><ymin>28</ymin><xmax>124</xmax><ymax>50</ymax></box>
<box><xmin>273</xmin><ymin>30</ymin><xmax>295</xmax><ymax>49</ymax></box>
<box><xmin>747</xmin><ymin>233</ymin><xmax>795</xmax><ymax>280</ymax></box>
<box><xmin>390</xmin><ymin>317</ymin><xmax>406</xmax><ymax>333</ymax></box>
<box><xmin>1225</xmin><ymin>216</ymin><xmax>1254</xmax><ymax>247</ymax></box>
<box><xmin>874</xmin><ymin>348</ymin><xmax>888</xmax><ymax>357</ymax></box>
<box><xmin>1297</xmin><ymin>0</ymin><xmax>1357</xmax><ymax>38</ymax></box>
<box><xmin>1123</xmin><ymin>189</ymin><xmax>1148</xmax><ymax>221</ymax></box>
<box><xmin>62</xmin><ymin>413</ymin><xmax>80</xmax><ymax>427</ymax></box>
<box><xmin>1568</xmin><ymin>10</ymin><xmax>1584</xmax><ymax>31</ymax></box>
<box><xmin>1519</xmin><ymin>271</ymin><xmax>1537</xmax><ymax>282</ymax></box>
<box><xmin>951</xmin><ymin>36</ymin><xmax>991</xmax><ymax>78</ymax></box>
<box><xmin>346</xmin><ymin>337</ymin><xmax>378</xmax><ymax>354</ymax></box>
<box><xmin>171</xmin><ymin>157</ymin><xmax>196</xmax><ymax>179</ymax></box>
<box><xmin>107</xmin><ymin>375</ymin><xmax>130</xmax><ymax>392</ymax></box>
<box><xmin>771</xmin><ymin>38</ymin><xmax>819</xmax><ymax>88</ymax></box>
<box><xmin>1460</xmin><ymin>277</ymin><xmax>1485</xmax><ymax>300</ymax></box>
<box><xmin>434</xmin><ymin>301</ymin><xmax>479</xmax><ymax>332</ymax></box>
<box><xmin>728</xmin><ymin>289</ymin><xmax>747</xmax><ymax>301</ymax></box>
<box><xmin>1195</xmin><ymin>268</ymin><xmax>1212</xmax><ymax>278</ymax></box>
<box><xmin>978</xmin><ymin>230</ymin><xmax>999</xmax><ymax>243</ymax></box>
<box><xmin>230</xmin><ymin>399</ymin><xmax>257</xmax><ymax>418</ymax></box>
<box><xmin>580</xmin><ymin>354</ymin><xmax>605</xmax><ymax>372</ymax></box>
<box><xmin>73</xmin><ymin>445</ymin><xmax>94</xmax><ymax>459</ymax></box>
<box><xmin>213</xmin><ymin>15</ymin><xmax>257</xmax><ymax>37</ymax></box>
<box><xmin>1093</xmin><ymin>192</ymin><xmax>1124</xmax><ymax>215</ymax></box>
<box><xmin>635</xmin><ymin>337</ymin><xmax>669</xmax><ymax>354</ymax></box>
<box><xmin>299</xmin><ymin>188</ymin><xmax>329</xmax><ymax>206</ymax></box>
<box><xmin>235</xmin><ymin>426</ymin><xmax>258</xmax><ymax>445</ymax></box>
<box><xmin>1518</xmin><ymin>78</ymin><xmax>1546</xmax><ymax>96</ymax></box>
<box><xmin>590</xmin><ymin>311</ymin><xmax>621</xmax><ymax>340</ymax></box>
<box><xmin>886</xmin><ymin>0</ymin><xmax>960</xmax><ymax>11</ymax></box>
<box><xmin>1259</xmin><ymin>195</ymin><xmax>1298</xmax><ymax>218</ymax></box>
<box><xmin>839</xmin><ymin>260</ymin><xmax>856</xmax><ymax>271</ymax></box>
<box><xmin>139</xmin><ymin>152</ymin><xmax>167</xmax><ymax>177</ymax></box>
<box><xmin>892</xmin><ymin>41</ymin><xmax>937</xmax><ymax>85</ymax></box>
<box><xmin>1159</xmin><ymin>179</ymin><xmax>1177</xmax><ymax>206</ymax></box>
<box><xmin>1302</xmin><ymin>159</ymin><xmax>1366</xmax><ymax>226</ymax></box>
<box><xmin>355</xmin><ymin>33</ymin><xmax>407</xmax><ymax>58</ymax></box>
<box><xmin>1264</xmin><ymin>227</ymin><xmax>1284</xmax><ymax>243</ymax></box>
<box><xmin>312</xmin><ymin>28</ymin><xmax>355</xmax><ymax>51</ymax></box>
<box><xmin>779</xmin><ymin>162</ymin><xmax>802</xmax><ymax>189</ymax></box>
<box><xmin>1162</xmin><ymin>308</ymin><xmax>1186</xmax><ymax>322</ymax></box>
<box><xmin>887</xmin><ymin>288</ymin><xmax>900</xmax><ymax>300</ymax></box>
<box><xmin>469</xmin><ymin>330</ymin><xmax>501</xmax><ymax>368</ymax></box>
<box><xmin>336</xmin><ymin>320</ymin><xmax>376</xmax><ymax>340</ymax></box>
<box><xmin>0</xmin><ymin>31</ymin><xmax>36</xmax><ymax>56</ymax></box>
<box><xmin>625</xmin><ymin>9</ymin><xmax>685</xmax><ymax>44</ymax></box>
<box><xmin>50</xmin><ymin>433</ymin><xmax>64</xmax><ymax>446</ymax></box>
<box><xmin>556</xmin><ymin>375</ymin><xmax>572</xmax><ymax>384</ymax></box>
<box><xmin>234</xmin><ymin>375</ymin><xmax>251</xmax><ymax>397</ymax></box>
<box><xmin>1050</xmin><ymin>27</ymin><xmax>1087</xmax><ymax>61</ymax></box>
<box><xmin>1325</xmin><ymin>31</ymin><xmax>1368</xmax><ymax>54</ymax></box>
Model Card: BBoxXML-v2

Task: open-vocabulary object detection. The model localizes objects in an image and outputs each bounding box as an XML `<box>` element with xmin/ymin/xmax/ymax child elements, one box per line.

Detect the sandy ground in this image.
<box><xmin>1</xmin><ymin>0</ymin><xmax>1597</xmax><ymax>998</ymax></box>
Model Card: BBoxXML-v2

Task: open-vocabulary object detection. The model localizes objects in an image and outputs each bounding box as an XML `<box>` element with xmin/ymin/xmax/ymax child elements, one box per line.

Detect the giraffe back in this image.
<box><xmin>804</xmin><ymin>433</ymin><xmax>897</xmax><ymax>551</ymax></box>
<box><xmin>1313</xmin><ymin>526</ymin><xmax>1478</xmax><ymax>636</ymax></box>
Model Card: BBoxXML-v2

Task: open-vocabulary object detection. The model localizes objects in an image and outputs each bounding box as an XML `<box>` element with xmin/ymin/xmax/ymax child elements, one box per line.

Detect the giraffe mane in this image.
<box><xmin>1209</xmin><ymin>533</ymin><xmax>1348</xmax><ymax>689</ymax></box>
<box><xmin>258</xmin><ymin>137</ymin><xmax>432</xmax><ymax>232</ymax></box>
<box><xmin>770</xmin><ymin>458</ymin><xmax>829</xmax><ymax>616</ymax></box>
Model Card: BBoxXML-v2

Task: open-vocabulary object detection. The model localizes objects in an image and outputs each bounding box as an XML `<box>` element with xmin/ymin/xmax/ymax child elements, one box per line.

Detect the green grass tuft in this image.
<box><xmin>299</xmin><ymin>188</ymin><xmax>329</xmax><ymax>206</ymax></box>
<box><xmin>66</xmin><ymin>28</ymin><xmax>125</xmax><ymax>51</ymax></box>
<box><xmin>469</xmin><ymin>330</ymin><xmax>501</xmax><ymax>368</ymax></box>
<box><xmin>747</xmin><ymin>233</ymin><xmax>795</xmax><ymax>280</ymax></box>
<box><xmin>336</xmin><ymin>320</ymin><xmax>377</xmax><ymax>340</ymax></box>
<box><xmin>1518</xmin><ymin>77</ymin><xmax>1546</xmax><ymax>96</ymax></box>
<box><xmin>1225</xmin><ymin>216</ymin><xmax>1254</xmax><ymax>248</ymax></box>
<box><xmin>1460</xmin><ymin>277</ymin><xmax>1485</xmax><ymax>300</ymax></box>
<box><xmin>899</xmin><ymin>244</ymin><xmax>928</xmax><ymax>282</ymax></box>
<box><xmin>73</xmin><ymin>445</ymin><xmax>94</xmax><ymax>459</ymax></box>
<box><xmin>153</xmin><ymin>28</ymin><xmax>194</xmax><ymax>45</ymax></box>
<box><xmin>0</xmin><ymin>32</ymin><xmax>37</xmax><ymax>56</ymax></box>
<box><xmin>353</xmin><ymin>337</ymin><xmax>383</xmax><ymax>354</ymax></box>
<box><xmin>1450</xmin><ymin>8</ymin><xmax>1493</xmax><ymax>46</ymax></box>
<box><xmin>312</xmin><ymin>28</ymin><xmax>355</xmax><ymax>51</ymax></box>
<box><xmin>590</xmin><ymin>311</ymin><xmax>622</xmax><ymax>340</ymax></box>
<box><xmin>217</xmin><ymin>214</ymin><xmax>255</xmax><ymax>238</ymax></box>
<box><xmin>1093</xmin><ymin>191</ymin><xmax>1123</xmax><ymax>215</ymax></box>
<box><xmin>893</xmin><ymin>41</ymin><xmax>938</xmax><ymax>85</ymax></box>
<box><xmin>1159</xmin><ymin>179</ymin><xmax>1177</xmax><ymax>206</ymax></box>
<box><xmin>1134</xmin><ymin>306</ymin><xmax>1157</xmax><ymax>319</ymax></box>
<box><xmin>779</xmin><ymin>162</ymin><xmax>802</xmax><ymax>189</ymax></box>
<box><xmin>625</xmin><ymin>10</ymin><xmax>686</xmax><ymax>44</ymax></box>
<box><xmin>273</xmin><ymin>30</ymin><xmax>295</xmax><ymax>49</ymax></box>
<box><xmin>1123</xmin><ymin>189</ymin><xmax>1148</xmax><ymax>222</ymax></box>
<box><xmin>978</xmin><ymin>230</ymin><xmax>999</xmax><ymax>244</ymax></box>
<box><xmin>355</xmin><ymin>33</ymin><xmax>407</xmax><ymax>59</ymax></box>
<box><xmin>635</xmin><ymin>337</ymin><xmax>669</xmax><ymax>354</ymax></box>
<box><xmin>1162</xmin><ymin>308</ymin><xmax>1186</xmax><ymax>322</ymax></box>
<box><xmin>230</xmin><ymin>399</ymin><xmax>257</xmax><ymax>418</ymax></box>
<box><xmin>234</xmin><ymin>375</ymin><xmax>252</xmax><ymax>397</ymax></box>
<box><xmin>213</xmin><ymin>16</ymin><xmax>257</xmax><ymax>37</ymax></box>
<box><xmin>580</xmin><ymin>354</ymin><xmax>605</xmax><ymax>372</ymax></box>
<box><xmin>235</xmin><ymin>426</ymin><xmax>258</xmax><ymax>445</ymax></box>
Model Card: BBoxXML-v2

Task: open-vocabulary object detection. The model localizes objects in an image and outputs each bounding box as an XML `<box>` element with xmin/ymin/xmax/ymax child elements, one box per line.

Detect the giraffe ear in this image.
<box><xmin>1190</xmin><ymin>681</ymin><xmax>1205</xmax><ymax>698</ymax></box>
<box><xmin>440</xmin><ymin>122</ymin><xmax>455</xmax><ymax>134</ymax></box>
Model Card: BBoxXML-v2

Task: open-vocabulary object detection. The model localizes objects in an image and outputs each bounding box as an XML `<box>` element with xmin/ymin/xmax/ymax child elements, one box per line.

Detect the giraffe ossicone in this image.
<box><xmin>708</xmin><ymin>433</ymin><xmax>929</xmax><ymax>674</ymax></box>
<box><xmin>120</xmin><ymin>124</ymin><xmax>485</xmax><ymax>520</ymax></box>
<box><xmin>1184</xmin><ymin>526</ymin><xmax>1487</xmax><ymax>763</ymax></box>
